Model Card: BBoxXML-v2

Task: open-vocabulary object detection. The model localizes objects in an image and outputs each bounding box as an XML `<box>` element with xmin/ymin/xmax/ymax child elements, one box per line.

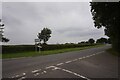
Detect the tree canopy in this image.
<box><xmin>96</xmin><ymin>37</ymin><xmax>108</xmax><ymax>44</ymax></box>
<box><xmin>38</xmin><ymin>28</ymin><xmax>52</xmax><ymax>44</ymax></box>
<box><xmin>2</xmin><ymin>37</ymin><xmax>9</xmax><ymax>42</ymax></box>
<box><xmin>88</xmin><ymin>38</ymin><xmax>95</xmax><ymax>44</ymax></box>
<box><xmin>90</xmin><ymin>2</ymin><xmax>120</xmax><ymax>52</ymax></box>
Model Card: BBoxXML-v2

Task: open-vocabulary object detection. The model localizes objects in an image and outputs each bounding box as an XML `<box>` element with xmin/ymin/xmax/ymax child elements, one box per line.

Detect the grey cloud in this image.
<box><xmin>66</xmin><ymin>29</ymin><xmax>104</xmax><ymax>37</ymax></box>
<box><xmin>2</xmin><ymin>2</ymin><xmax>107</xmax><ymax>45</ymax></box>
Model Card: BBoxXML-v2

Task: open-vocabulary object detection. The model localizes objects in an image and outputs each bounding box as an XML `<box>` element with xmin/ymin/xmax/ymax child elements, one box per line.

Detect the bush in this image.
<box><xmin>2</xmin><ymin>45</ymin><xmax>35</xmax><ymax>54</ymax></box>
<box><xmin>2</xmin><ymin>44</ymin><xmax>96</xmax><ymax>54</ymax></box>
<box><xmin>41</xmin><ymin>44</ymin><xmax>96</xmax><ymax>51</ymax></box>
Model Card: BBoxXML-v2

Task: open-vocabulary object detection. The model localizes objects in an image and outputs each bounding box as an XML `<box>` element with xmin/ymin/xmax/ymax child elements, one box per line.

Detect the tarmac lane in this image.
<box><xmin>2</xmin><ymin>45</ymin><xmax>118</xmax><ymax>79</ymax></box>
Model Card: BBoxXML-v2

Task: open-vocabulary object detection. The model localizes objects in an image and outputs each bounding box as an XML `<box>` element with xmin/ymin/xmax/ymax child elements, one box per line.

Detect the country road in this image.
<box><xmin>2</xmin><ymin>45</ymin><xmax>118</xmax><ymax>79</ymax></box>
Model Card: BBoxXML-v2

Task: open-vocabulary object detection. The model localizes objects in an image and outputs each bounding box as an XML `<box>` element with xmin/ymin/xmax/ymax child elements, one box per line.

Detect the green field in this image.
<box><xmin>2</xmin><ymin>44</ymin><xmax>104</xmax><ymax>59</ymax></box>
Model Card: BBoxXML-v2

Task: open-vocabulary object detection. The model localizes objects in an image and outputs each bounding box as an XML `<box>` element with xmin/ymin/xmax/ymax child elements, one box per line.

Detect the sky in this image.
<box><xmin>2</xmin><ymin>2</ymin><xmax>108</xmax><ymax>45</ymax></box>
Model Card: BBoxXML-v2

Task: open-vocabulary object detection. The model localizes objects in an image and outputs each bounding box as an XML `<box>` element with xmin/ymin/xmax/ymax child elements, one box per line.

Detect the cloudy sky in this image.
<box><xmin>2</xmin><ymin>2</ymin><xmax>107</xmax><ymax>45</ymax></box>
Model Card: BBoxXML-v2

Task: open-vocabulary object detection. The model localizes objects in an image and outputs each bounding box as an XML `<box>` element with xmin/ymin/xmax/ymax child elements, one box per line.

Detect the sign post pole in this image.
<box><xmin>35</xmin><ymin>39</ymin><xmax>41</xmax><ymax>52</ymax></box>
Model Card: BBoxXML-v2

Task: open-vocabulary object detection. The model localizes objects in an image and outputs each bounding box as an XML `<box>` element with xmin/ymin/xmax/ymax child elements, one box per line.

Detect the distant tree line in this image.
<box><xmin>78</xmin><ymin>37</ymin><xmax>110</xmax><ymax>44</ymax></box>
<box><xmin>96</xmin><ymin>37</ymin><xmax>111</xmax><ymax>44</ymax></box>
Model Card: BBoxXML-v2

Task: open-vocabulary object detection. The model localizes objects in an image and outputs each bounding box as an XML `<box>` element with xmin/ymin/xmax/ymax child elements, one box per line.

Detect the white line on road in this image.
<box><xmin>22</xmin><ymin>73</ymin><xmax>26</xmax><ymax>75</ymax></box>
<box><xmin>34</xmin><ymin>73</ymin><xmax>40</xmax><ymax>76</ymax></box>
<box><xmin>82</xmin><ymin>56</ymin><xmax>86</xmax><ymax>59</ymax></box>
<box><xmin>85</xmin><ymin>55</ymin><xmax>91</xmax><ymax>58</ymax></box>
<box><xmin>41</xmin><ymin>71</ymin><xmax>47</xmax><ymax>74</ymax></box>
<box><xmin>45</xmin><ymin>66</ymin><xmax>90</xmax><ymax>80</ymax></box>
<box><xmin>52</xmin><ymin>67</ymin><xmax>61</xmax><ymax>70</ymax></box>
<box><xmin>61</xmin><ymin>68</ymin><xmax>90</xmax><ymax>80</ymax></box>
<box><xmin>11</xmin><ymin>51</ymin><xmax>104</xmax><ymax>79</ymax></box>
<box><xmin>12</xmin><ymin>73</ymin><xmax>26</xmax><ymax>80</ymax></box>
<box><xmin>65</xmin><ymin>61</ymin><xmax>72</xmax><ymax>63</ymax></box>
<box><xmin>56</xmin><ymin>63</ymin><xmax>64</xmax><ymax>66</ymax></box>
<box><xmin>32</xmin><ymin>69</ymin><xmax>41</xmax><ymax>73</ymax></box>
<box><xmin>79</xmin><ymin>57</ymin><xmax>83</xmax><ymax>60</ymax></box>
<box><xmin>92</xmin><ymin>54</ymin><xmax>96</xmax><ymax>56</ymax></box>
<box><xmin>18</xmin><ymin>76</ymin><xmax>26</xmax><ymax>80</ymax></box>
<box><xmin>72</xmin><ymin>59</ymin><xmax>78</xmax><ymax>61</ymax></box>
<box><xmin>45</xmin><ymin>66</ymin><xmax>55</xmax><ymax>69</ymax></box>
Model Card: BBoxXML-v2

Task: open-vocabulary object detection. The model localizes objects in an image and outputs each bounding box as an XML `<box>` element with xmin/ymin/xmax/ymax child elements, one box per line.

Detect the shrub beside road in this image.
<box><xmin>2</xmin><ymin>44</ymin><xmax>97</xmax><ymax>54</ymax></box>
<box><xmin>2</xmin><ymin>44</ymin><xmax>104</xmax><ymax>59</ymax></box>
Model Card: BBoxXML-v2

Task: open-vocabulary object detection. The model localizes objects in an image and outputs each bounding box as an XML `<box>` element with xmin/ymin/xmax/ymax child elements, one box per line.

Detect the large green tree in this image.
<box><xmin>90</xmin><ymin>2</ymin><xmax>120</xmax><ymax>52</ymax></box>
<box><xmin>38</xmin><ymin>28</ymin><xmax>52</xmax><ymax>44</ymax></box>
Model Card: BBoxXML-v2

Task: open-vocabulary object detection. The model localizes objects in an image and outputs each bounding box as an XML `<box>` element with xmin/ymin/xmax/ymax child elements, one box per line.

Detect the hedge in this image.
<box><xmin>2</xmin><ymin>44</ymin><xmax>96</xmax><ymax>54</ymax></box>
<box><xmin>2</xmin><ymin>45</ymin><xmax>35</xmax><ymax>54</ymax></box>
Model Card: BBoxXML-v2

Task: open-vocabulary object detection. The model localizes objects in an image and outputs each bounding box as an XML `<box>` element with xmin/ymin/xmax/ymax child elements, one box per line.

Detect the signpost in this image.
<box><xmin>35</xmin><ymin>39</ymin><xmax>42</xmax><ymax>52</ymax></box>
<box><xmin>35</xmin><ymin>39</ymin><xmax>40</xmax><ymax>42</ymax></box>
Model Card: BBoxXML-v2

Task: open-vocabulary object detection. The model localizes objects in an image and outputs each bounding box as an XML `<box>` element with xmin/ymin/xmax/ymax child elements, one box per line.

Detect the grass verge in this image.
<box><xmin>107</xmin><ymin>48</ymin><xmax>120</xmax><ymax>56</ymax></box>
<box><xmin>2</xmin><ymin>44</ymin><xmax>104</xmax><ymax>59</ymax></box>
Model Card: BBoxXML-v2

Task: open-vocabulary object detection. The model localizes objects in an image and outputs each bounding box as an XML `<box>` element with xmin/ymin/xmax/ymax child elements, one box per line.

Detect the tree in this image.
<box><xmin>90</xmin><ymin>2</ymin><xmax>120</xmax><ymax>52</ymax></box>
<box><xmin>78</xmin><ymin>41</ymin><xmax>85</xmax><ymax>44</ymax></box>
<box><xmin>2</xmin><ymin>37</ymin><xmax>9</xmax><ymax>42</ymax></box>
<box><xmin>107</xmin><ymin>38</ymin><xmax>111</xmax><ymax>44</ymax></box>
<box><xmin>0</xmin><ymin>19</ymin><xmax>9</xmax><ymax>42</ymax></box>
<box><xmin>88</xmin><ymin>38</ymin><xmax>95</xmax><ymax>44</ymax></box>
<box><xmin>38</xmin><ymin>28</ymin><xmax>52</xmax><ymax>44</ymax></box>
<box><xmin>96</xmin><ymin>37</ymin><xmax>108</xmax><ymax>44</ymax></box>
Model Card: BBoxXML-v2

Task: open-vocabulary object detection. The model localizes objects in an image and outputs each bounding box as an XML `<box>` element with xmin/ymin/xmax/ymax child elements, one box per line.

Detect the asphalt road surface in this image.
<box><xmin>2</xmin><ymin>45</ymin><xmax>118</xmax><ymax>79</ymax></box>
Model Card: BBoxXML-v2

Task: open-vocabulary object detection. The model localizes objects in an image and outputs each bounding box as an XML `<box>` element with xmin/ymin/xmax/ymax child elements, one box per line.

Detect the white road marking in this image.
<box><xmin>65</xmin><ymin>61</ymin><xmax>72</xmax><ymax>63</ymax></box>
<box><xmin>32</xmin><ymin>69</ymin><xmax>41</xmax><ymax>73</ymax></box>
<box><xmin>92</xmin><ymin>54</ymin><xmax>96</xmax><ymax>56</ymax></box>
<box><xmin>79</xmin><ymin>58</ymin><xmax>83</xmax><ymax>60</ymax></box>
<box><xmin>56</xmin><ymin>63</ymin><xmax>64</xmax><ymax>66</ymax></box>
<box><xmin>20</xmin><ymin>77</ymin><xmax>26</xmax><ymax>79</ymax></box>
<box><xmin>85</xmin><ymin>55</ymin><xmax>90</xmax><ymax>58</ymax></box>
<box><xmin>15</xmin><ymin>75</ymin><xmax>19</xmax><ymax>78</ymax></box>
<box><xmin>12</xmin><ymin>73</ymin><xmax>26</xmax><ymax>80</ymax></box>
<box><xmin>11</xmin><ymin>51</ymin><xmax>104</xmax><ymax>79</ymax></box>
<box><xmin>72</xmin><ymin>59</ymin><xmax>78</xmax><ymax>61</ymax></box>
<box><xmin>62</xmin><ymin>69</ymin><xmax>73</xmax><ymax>74</ymax></box>
<box><xmin>45</xmin><ymin>66</ymin><xmax>55</xmax><ymax>69</ymax></box>
<box><xmin>82</xmin><ymin>56</ymin><xmax>86</xmax><ymax>59</ymax></box>
<box><xmin>52</xmin><ymin>67</ymin><xmax>61</xmax><ymax>70</ymax></box>
<box><xmin>11</xmin><ymin>76</ymin><xmax>14</xmax><ymax>78</ymax></box>
<box><xmin>46</xmin><ymin>66</ymin><xmax>90</xmax><ymax>80</ymax></box>
<box><xmin>18</xmin><ymin>76</ymin><xmax>26</xmax><ymax>80</ymax></box>
<box><xmin>43</xmin><ymin>71</ymin><xmax>47</xmax><ymax>73</ymax></box>
<box><xmin>61</xmin><ymin>68</ymin><xmax>90</xmax><ymax>80</ymax></box>
<box><xmin>41</xmin><ymin>71</ymin><xmax>47</xmax><ymax>74</ymax></box>
<box><xmin>34</xmin><ymin>73</ymin><xmax>40</xmax><ymax>76</ymax></box>
<box><xmin>89</xmin><ymin>55</ymin><xmax>93</xmax><ymax>57</ymax></box>
<box><xmin>22</xmin><ymin>73</ymin><xmax>26</xmax><ymax>75</ymax></box>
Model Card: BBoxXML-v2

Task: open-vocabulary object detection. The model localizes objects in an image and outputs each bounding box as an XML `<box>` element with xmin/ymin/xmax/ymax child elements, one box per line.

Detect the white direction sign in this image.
<box><xmin>35</xmin><ymin>39</ymin><xmax>40</xmax><ymax>42</ymax></box>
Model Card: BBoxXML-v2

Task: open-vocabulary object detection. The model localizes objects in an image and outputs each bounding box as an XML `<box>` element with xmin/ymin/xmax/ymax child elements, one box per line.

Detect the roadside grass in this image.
<box><xmin>2</xmin><ymin>44</ymin><xmax>104</xmax><ymax>59</ymax></box>
<box><xmin>107</xmin><ymin>48</ymin><xmax>120</xmax><ymax>56</ymax></box>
